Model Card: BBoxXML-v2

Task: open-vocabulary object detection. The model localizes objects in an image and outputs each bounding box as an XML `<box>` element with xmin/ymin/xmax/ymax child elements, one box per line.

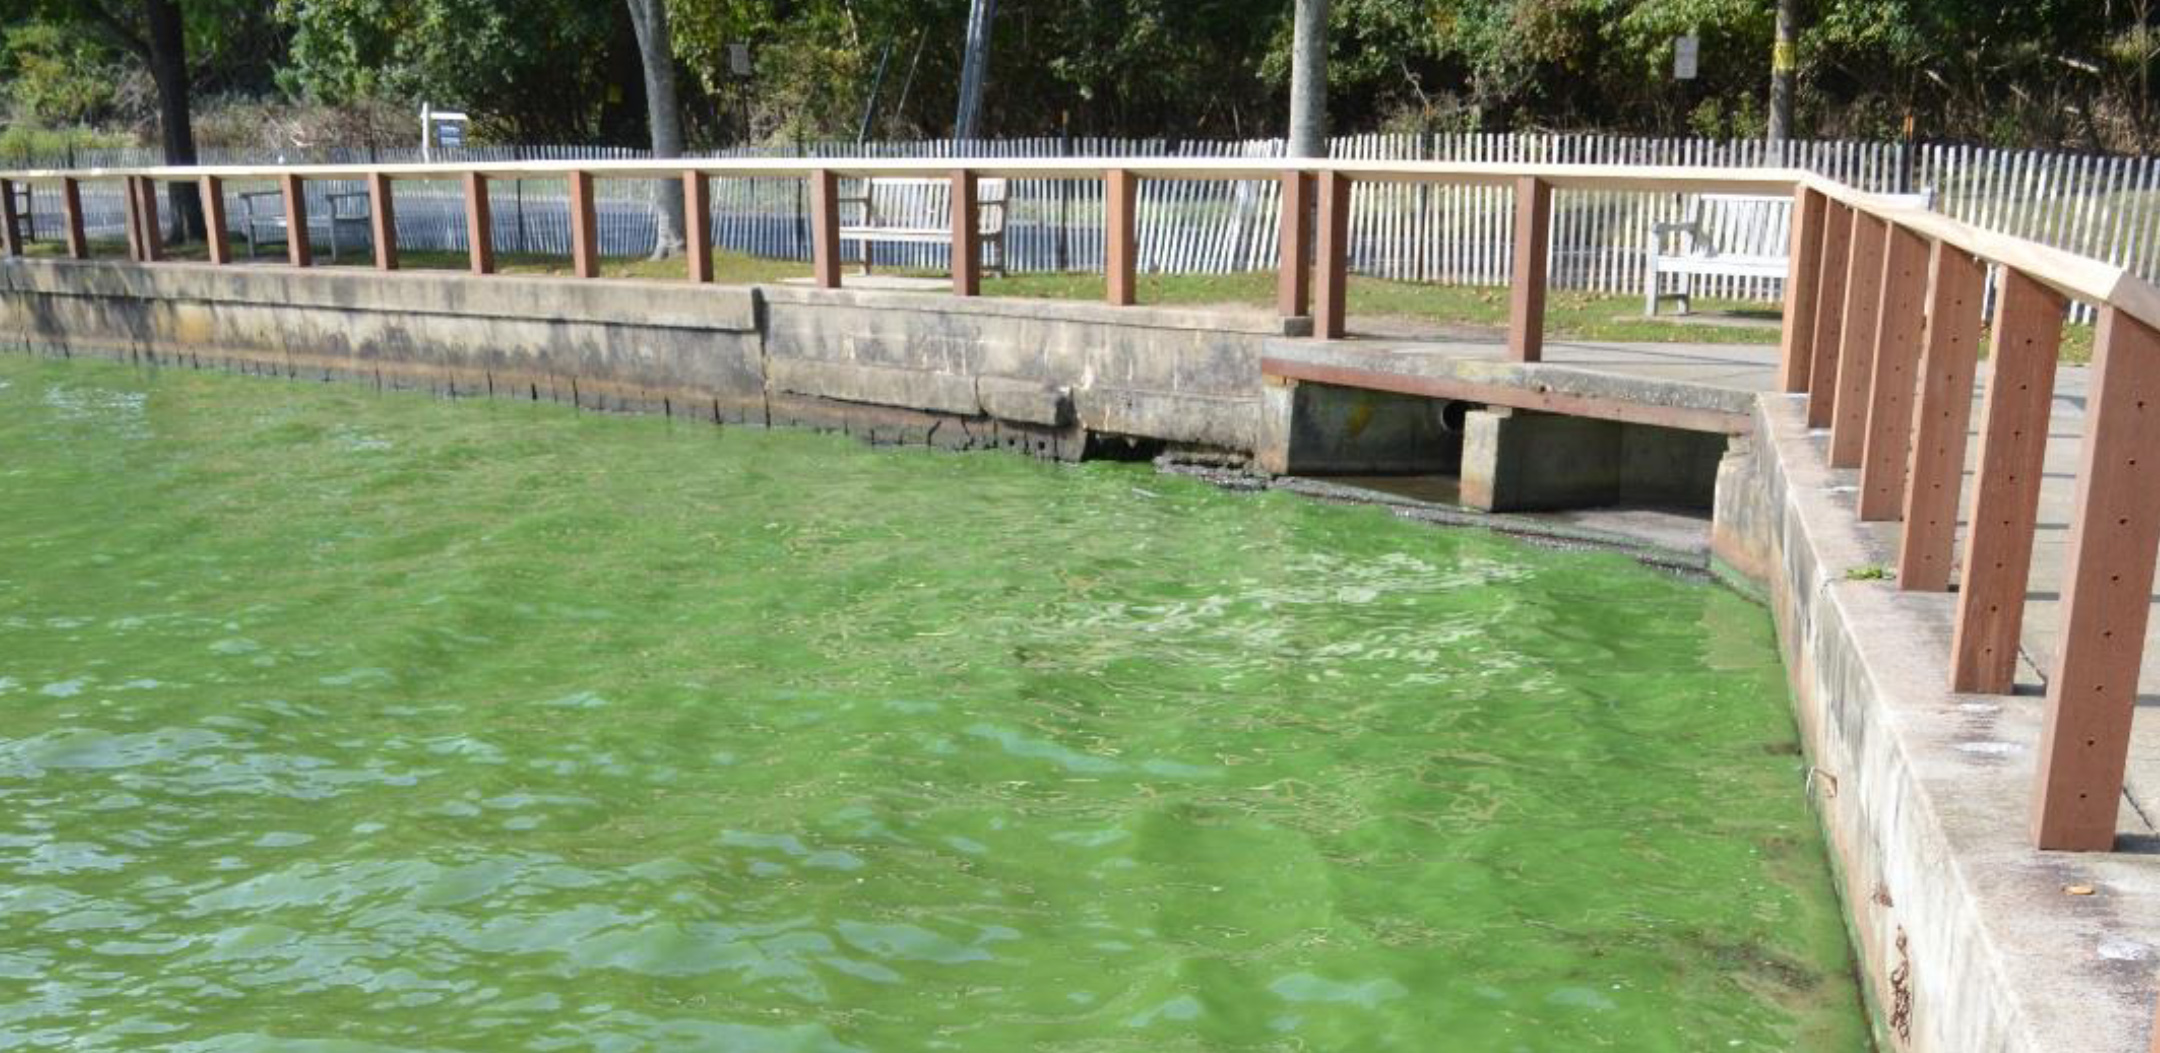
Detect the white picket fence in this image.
<box><xmin>13</xmin><ymin>134</ymin><xmax>2159</xmax><ymax>319</ymax></box>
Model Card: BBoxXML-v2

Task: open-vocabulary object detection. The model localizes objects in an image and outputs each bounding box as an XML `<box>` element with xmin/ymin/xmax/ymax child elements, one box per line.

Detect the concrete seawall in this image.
<box><xmin>0</xmin><ymin>261</ymin><xmax>1272</xmax><ymax>461</ymax></box>
<box><xmin>6</xmin><ymin>257</ymin><xmax>2154</xmax><ymax>1051</ymax></box>
<box><xmin>1715</xmin><ymin>399</ymin><xmax>2160</xmax><ymax>1053</ymax></box>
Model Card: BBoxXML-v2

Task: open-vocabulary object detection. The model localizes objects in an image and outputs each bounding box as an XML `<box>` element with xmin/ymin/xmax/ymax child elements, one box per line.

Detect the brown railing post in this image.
<box><xmin>1951</xmin><ymin>270</ymin><xmax>2066</xmax><ymax>694</ymax></box>
<box><xmin>683</xmin><ymin>172</ymin><xmax>712</xmax><ymax>283</ymax></box>
<box><xmin>1314</xmin><ymin>169</ymin><xmax>1350</xmax><ymax>339</ymax></box>
<box><xmin>568</xmin><ymin>170</ymin><xmax>599</xmax><ymax>278</ymax></box>
<box><xmin>123</xmin><ymin>177</ymin><xmax>145</xmax><ymax>262</ymax></box>
<box><xmin>1778</xmin><ymin>186</ymin><xmax>1827</xmax><ymax>393</ymax></box>
<box><xmin>1508</xmin><ymin>175</ymin><xmax>1552</xmax><ymax>363</ymax></box>
<box><xmin>951</xmin><ymin>168</ymin><xmax>981</xmax><ymax>296</ymax></box>
<box><xmin>2032</xmin><ymin>305</ymin><xmax>2160</xmax><ymax>851</ymax></box>
<box><xmin>1277</xmin><ymin>171</ymin><xmax>1312</xmax><ymax>320</ymax></box>
<box><xmin>279</xmin><ymin>173</ymin><xmax>309</xmax><ymax>267</ymax></box>
<box><xmin>367</xmin><ymin>172</ymin><xmax>398</xmax><ymax>271</ymax></box>
<box><xmin>810</xmin><ymin>169</ymin><xmax>842</xmax><ymax>290</ymax></box>
<box><xmin>0</xmin><ymin>178</ymin><xmax>21</xmax><ymax>257</ymax></box>
<box><xmin>135</xmin><ymin>177</ymin><xmax>165</xmax><ymax>262</ymax></box>
<box><xmin>1829</xmin><ymin>212</ymin><xmax>1887</xmax><ymax>467</ymax></box>
<box><xmin>1807</xmin><ymin>199</ymin><xmax>1855</xmax><ymax>427</ymax></box>
<box><xmin>462</xmin><ymin>173</ymin><xmax>494</xmax><ymax>275</ymax></box>
<box><xmin>59</xmin><ymin>178</ymin><xmax>87</xmax><ymax>260</ymax></box>
<box><xmin>1897</xmin><ymin>242</ymin><xmax>1986</xmax><ymax>591</ymax></box>
<box><xmin>1105</xmin><ymin>168</ymin><xmax>1138</xmax><ymax>306</ymax></box>
<box><xmin>1858</xmin><ymin>223</ymin><xmax>1930</xmax><ymax>520</ymax></box>
<box><xmin>199</xmin><ymin>176</ymin><xmax>229</xmax><ymax>265</ymax></box>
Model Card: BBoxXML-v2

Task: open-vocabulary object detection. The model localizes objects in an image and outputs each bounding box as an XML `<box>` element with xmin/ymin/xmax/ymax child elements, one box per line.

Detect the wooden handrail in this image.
<box><xmin>11</xmin><ymin>159</ymin><xmax>2157</xmax><ymax>330</ymax></box>
<box><xmin>0</xmin><ymin>157</ymin><xmax>1806</xmax><ymax>191</ymax></box>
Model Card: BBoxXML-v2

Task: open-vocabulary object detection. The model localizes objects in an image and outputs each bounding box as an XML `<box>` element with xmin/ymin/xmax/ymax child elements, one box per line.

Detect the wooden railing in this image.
<box><xmin>3</xmin><ymin>157</ymin><xmax>2157</xmax><ymax>853</ymax></box>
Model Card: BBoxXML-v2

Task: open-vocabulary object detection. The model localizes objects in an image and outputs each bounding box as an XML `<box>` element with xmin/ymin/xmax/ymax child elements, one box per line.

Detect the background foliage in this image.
<box><xmin>1</xmin><ymin>0</ymin><xmax>2156</xmax><ymax>152</ymax></box>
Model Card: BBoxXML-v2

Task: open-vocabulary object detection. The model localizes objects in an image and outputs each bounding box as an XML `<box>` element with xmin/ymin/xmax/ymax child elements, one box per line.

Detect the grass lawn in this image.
<box><xmin>23</xmin><ymin>237</ymin><xmax>2096</xmax><ymax>361</ymax></box>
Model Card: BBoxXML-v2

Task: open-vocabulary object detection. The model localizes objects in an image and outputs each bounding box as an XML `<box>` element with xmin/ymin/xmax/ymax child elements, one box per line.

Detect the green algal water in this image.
<box><xmin>0</xmin><ymin>354</ymin><xmax>1866</xmax><ymax>1051</ymax></box>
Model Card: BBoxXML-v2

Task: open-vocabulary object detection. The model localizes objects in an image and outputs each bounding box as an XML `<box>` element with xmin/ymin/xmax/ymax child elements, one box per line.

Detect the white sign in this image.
<box><xmin>1674</xmin><ymin>34</ymin><xmax>1700</xmax><ymax>80</ymax></box>
<box><xmin>728</xmin><ymin>43</ymin><xmax>753</xmax><ymax>77</ymax></box>
<box><xmin>419</xmin><ymin>103</ymin><xmax>471</xmax><ymax>161</ymax></box>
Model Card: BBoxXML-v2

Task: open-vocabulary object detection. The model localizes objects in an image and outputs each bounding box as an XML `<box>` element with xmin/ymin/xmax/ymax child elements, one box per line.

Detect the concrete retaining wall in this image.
<box><xmin>0</xmin><ymin>260</ymin><xmax>1273</xmax><ymax>457</ymax></box>
<box><xmin>1712</xmin><ymin>395</ymin><xmax>2160</xmax><ymax>1053</ymax></box>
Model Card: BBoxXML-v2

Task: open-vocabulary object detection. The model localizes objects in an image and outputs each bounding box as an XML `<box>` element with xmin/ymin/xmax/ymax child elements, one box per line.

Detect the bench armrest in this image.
<box><xmin>1650</xmin><ymin>219</ymin><xmax>1705</xmax><ymax>255</ymax></box>
<box><xmin>323</xmin><ymin>189</ymin><xmax>372</xmax><ymax>220</ymax></box>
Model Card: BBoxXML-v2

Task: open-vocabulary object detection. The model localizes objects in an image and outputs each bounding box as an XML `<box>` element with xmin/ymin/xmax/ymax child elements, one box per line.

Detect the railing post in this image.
<box><xmin>279</xmin><ymin>173</ymin><xmax>309</xmax><ymax>267</ymax></box>
<box><xmin>1951</xmin><ymin>269</ymin><xmax>2066</xmax><ymax>693</ymax></box>
<box><xmin>122</xmin><ymin>177</ymin><xmax>144</xmax><ymax>262</ymax></box>
<box><xmin>0</xmin><ymin>178</ymin><xmax>21</xmax><ymax>257</ymax></box>
<box><xmin>1807</xmin><ymin>199</ymin><xmax>1855</xmax><ymax>427</ymax></box>
<box><xmin>1277</xmin><ymin>171</ymin><xmax>1312</xmax><ymax>320</ymax></box>
<box><xmin>1858</xmin><ymin>223</ymin><xmax>1930</xmax><ymax>520</ymax></box>
<box><xmin>462</xmin><ymin>172</ymin><xmax>494</xmax><ymax>275</ymax></box>
<box><xmin>1508</xmin><ymin>175</ymin><xmax>1552</xmax><ymax>363</ymax></box>
<box><xmin>810</xmin><ymin>169</ymin><xmax>841</xmax><ymax>289</ymax></box>
<box><xmin>568</xmin><ymin>170</ymin><xmax>599</xmax><ymax>278</ymax></box>
<box><xmin>366</xmin><ymin>171</ymin><xmax>397</xmax><ymax>271</ymax></box>
<box><xmin>135</xmin><ymin>177</ymin><xmax>165</xmax><ymax>262</ymax></box>
<box><xmin>1105</xmin><ymin>168</ymin><xmax>1137</xmax><ymax>306</ymax></box>
<box><xmin>1897</xmin><ymin>242</ymin><xmax>1986</xmax><ymax>591</ymax></box>
<box><xmin>1778</xmin><ymin>186</ymin><xmax>1827</xmax><ymax>393</ymax></box>
<box><xmin>59</xmin><ymin>178</ymin><xmax>86</xmax><ymax>260</ymax></box>
<box><xmin>2032</xmin><ymin>305</ymin><xmax>2160</xmax><ymax>851</ymax></box>
<box><xmin>1829</xmin><ymin>211</ymin><xmax>1887</xmax><ymax>467</ymax></box>
<box><xmin>951</xmin><ymin>168</ymin><xmax>981</xmax><ymax>296</ymax></box>
<box><xmin>199</xmin><ymin>176</ymin><xmax>229</xmax><ymax>265</ymax></box>
<box><xmin>683</xmin><ymin>171</ymin><xmax>712</xmax><ymax>283</ymax></box>
<box><xmin>1314</xmin><ymin>169</ymin><xmax>1350</xmax><ymax>339</ymax></box>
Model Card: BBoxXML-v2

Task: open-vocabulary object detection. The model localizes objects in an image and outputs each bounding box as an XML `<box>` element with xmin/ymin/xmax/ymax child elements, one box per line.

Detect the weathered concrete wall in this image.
<box><xmin>0</xmin><ymin>261</ymin><xmax>770</xmax><ymax>419</ymax></box>
<box><xmin>1712</xmin><ymin>394</ymin><xmax>2160</xmax><ymax>1053</ymax></box>
<box><xmin>0</xmin><ymin>260</ymin><xmax>1273</xmax><ymax>456</ymax></box>
<box><xmin>1251</xmin><ymin>377</ymin><xmax>1462</xmax><ymax>475</ymax></box>
<box><xmin>1459</xmin><ymin>407</ymin><xmax>1726</xmax><ymax>512</ymax></box>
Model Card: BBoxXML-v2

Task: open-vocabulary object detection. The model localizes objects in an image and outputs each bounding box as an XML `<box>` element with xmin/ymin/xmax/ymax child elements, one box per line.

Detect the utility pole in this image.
<box><xmin>1288</xmin><ymin>0</ymin><xmax>1329</xmax><ymax>157</ymax></box>
<box><xmin>954</xmin><ymin>0</ymin><xmax>996</xmax><ymax>142</ymax></box>
<box><xmin>1767</xmin><ymin>0</ymin><xmax>1797</xmax><ymax>153</ymax></box>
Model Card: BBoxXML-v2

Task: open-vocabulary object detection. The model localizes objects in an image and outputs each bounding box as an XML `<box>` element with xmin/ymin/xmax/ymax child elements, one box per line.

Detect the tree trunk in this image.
<box><xmin>1767</xmin><ymin>0</ymin><xmax>1797</xmax><ymax>154</ymax></box>
<box><xmin>1288</xmin><ymin>0</ymin><xmax>1328</xmax><ymax>157</ymax></box>
<box><xmin>954</xmin><ymin>0</ymin><xmax>996</xmax><ymax>141</ymax></box>
<box><xmin>627</xmin><ymin>0</ymin><xmax>686</xmax><ymax>259</ymax></box>
<box><xmin>144</xmin><ymin>0</ymin><xmax>202</xmax><ymax>243</ymax></box>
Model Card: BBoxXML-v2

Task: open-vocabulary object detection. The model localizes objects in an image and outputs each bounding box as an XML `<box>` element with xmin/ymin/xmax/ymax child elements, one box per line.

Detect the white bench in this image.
<box><xmin>236</xmin><ymin>187</ymin><xmax>373</xmax><ymax>263</ymax></box>
<box><xmin>1645</xmin><ymin>190</ymin><xmax>1932</xmax><ymax>315</ymax></box>
<box><xmin>838</xmin><ymin>177</ymin><xmax>1007</xmax><ymax>276</ymax></box>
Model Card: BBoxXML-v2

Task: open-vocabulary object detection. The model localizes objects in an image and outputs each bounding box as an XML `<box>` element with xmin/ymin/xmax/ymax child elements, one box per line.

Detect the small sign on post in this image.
<box><xmin>419</xmin><ymin>103</ymin><xmax>472</xmax><ymax>162</ymax></box>
<box><xmin>1674</xmin><ymin>34</ymin><xmax>1700</xmax><ymax>80</ymax></box>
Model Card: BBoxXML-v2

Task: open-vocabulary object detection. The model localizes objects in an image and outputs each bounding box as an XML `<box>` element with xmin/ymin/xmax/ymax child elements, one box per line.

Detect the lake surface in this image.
<box><xmin>0</xmin><ymin>354</ymin><xmax>1866</xmax><ymax>1051</ymax></box>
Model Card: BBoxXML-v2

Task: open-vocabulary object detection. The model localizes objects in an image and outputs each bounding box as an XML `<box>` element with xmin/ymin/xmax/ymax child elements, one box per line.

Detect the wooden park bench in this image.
<box><xmin>838</xmin><ymin>176</ymin><xmax>1008</xmax><ymax>276</ymax></box>
<box><xmin>236</xmin><ymin>186</ymin><xmax>374</xmax><ymax>263</ymax></box>
<box><xmin>1645</xmin><ymin>190</ymin><xmax>1932</xmax><ymax>315</ymax></box>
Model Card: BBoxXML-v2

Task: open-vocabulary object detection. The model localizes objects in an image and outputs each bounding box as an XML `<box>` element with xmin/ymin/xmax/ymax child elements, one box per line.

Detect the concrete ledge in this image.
<box><xmin>1262</xmin><ymin>337</ymin><xmax>1760</xmax><ymax>433</ymax></box>
<box><xmin>1716</xmin><ymin>394</ymin><xmax>2160</xmax><ymax>1053</ymax></box>
<box><xmin>0</xmin><ymin>258</ymin><xmax>760</xmax><ymax>331</ymax></box>
<box><xmin>759</xmin><ymin>282</ymin><xmax>1286</xmax><ymax>336</ymax></box>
